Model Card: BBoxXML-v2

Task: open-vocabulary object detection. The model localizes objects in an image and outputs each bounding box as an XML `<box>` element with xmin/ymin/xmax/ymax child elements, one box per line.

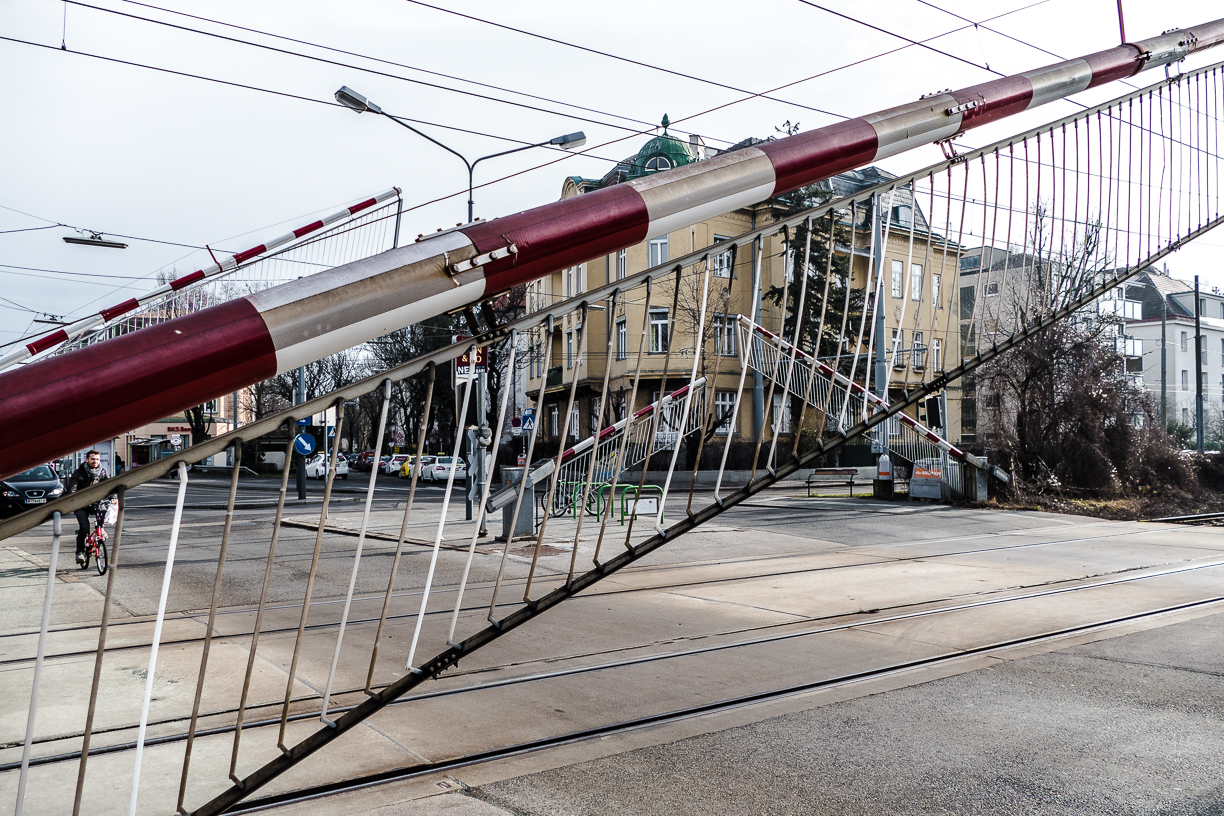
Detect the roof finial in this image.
<box><xmin>661</xmin><ymin>114</ymin><xmax>670</xmax><ymax>133</ymax></box>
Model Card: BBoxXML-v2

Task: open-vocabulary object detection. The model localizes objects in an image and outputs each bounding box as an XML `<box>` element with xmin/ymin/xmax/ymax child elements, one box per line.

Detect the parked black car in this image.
<box><xmin>1</xmin><ymin>465</ymin><xmax>65</xmax><ymax>519</ymax></box>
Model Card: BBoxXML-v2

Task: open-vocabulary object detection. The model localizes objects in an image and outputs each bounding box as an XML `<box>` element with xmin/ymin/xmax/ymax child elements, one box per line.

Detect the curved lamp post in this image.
<box><xmin>335</xmin><ymin>86</ymin><xmax>586</xmax><ymax>223</ymax></box>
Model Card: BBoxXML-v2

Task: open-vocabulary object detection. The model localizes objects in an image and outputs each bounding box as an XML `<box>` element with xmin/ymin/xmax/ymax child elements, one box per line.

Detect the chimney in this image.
<box><xmin>689</xmin><ymin>134</ymin><xmax>706</xmax><ymax>161</ymax></box>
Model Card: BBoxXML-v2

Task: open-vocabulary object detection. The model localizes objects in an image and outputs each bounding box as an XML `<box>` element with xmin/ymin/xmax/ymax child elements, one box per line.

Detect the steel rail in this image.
<box><xmin>0</xmin><ymin>512</ymin><xmax>1179</xmax><ymax>670</ymax></box>
<box><xmin>219</xmin><ymin>594</ymin><xmax>1224</xmax><ymax>814</ymax></box>
<box><xmin>12</xmin><ymin>552</ymin><xmax>1221</xmax><ymax>775</ymax></box>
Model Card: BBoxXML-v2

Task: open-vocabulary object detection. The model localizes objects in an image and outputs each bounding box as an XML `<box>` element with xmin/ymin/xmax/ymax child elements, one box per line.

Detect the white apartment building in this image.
<box><xmin>1118</xmin><ymin>270</ymin><xmax>1224</xmax><ymax>429</ymax></box>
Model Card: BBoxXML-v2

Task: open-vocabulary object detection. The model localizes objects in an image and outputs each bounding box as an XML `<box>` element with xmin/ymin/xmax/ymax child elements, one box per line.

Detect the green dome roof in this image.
<box><xmin>626</xmin><ymin>115</ymin><xmax>695</xmax><ymax>179</ymax></box>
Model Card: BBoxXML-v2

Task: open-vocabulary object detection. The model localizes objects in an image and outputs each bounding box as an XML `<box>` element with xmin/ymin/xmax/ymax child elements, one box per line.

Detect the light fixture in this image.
<box><xmin>335</xmin><ymin>86</ymin><xmax>381</xmax><ymax>114</ymax></box>
<box><xmin>63</xmin><ymin>231</ymin><xmax>127</xmax><ymax>249</ymax></box>
<box><xmin>549</xmin><ymin>132</ymin><xmax>587</xmax><ymax>149</ymax></box>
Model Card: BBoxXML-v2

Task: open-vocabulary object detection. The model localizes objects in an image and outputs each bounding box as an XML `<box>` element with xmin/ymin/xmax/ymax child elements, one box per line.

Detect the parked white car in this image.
<box><xmin>422</xmin><ymin>456</ymin><xmax>468</xmax><ymax>483</ymax></box>
<box><xmin>383</xmin><ymin>454</ymin><xmax>410</xmax><ymax>474</ymax></box>
<box><xmin>305</xmin><ymin>453</ymin><xmax>349</xmax><ymax>479</ymax></box>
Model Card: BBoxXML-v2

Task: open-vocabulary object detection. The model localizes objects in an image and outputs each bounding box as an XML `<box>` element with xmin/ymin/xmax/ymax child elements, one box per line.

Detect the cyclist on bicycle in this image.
<box><xmin>65</xmin><ymin>450</ymin><xmax>113</xmax><ymax>567</ymax></box>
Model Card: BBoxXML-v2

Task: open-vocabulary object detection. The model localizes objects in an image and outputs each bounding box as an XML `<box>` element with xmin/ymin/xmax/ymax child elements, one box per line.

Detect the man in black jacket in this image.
<box><xmin>65</xmin><ymin>449</ymin><xmax>110</xmax><ymax>567</ymax></box>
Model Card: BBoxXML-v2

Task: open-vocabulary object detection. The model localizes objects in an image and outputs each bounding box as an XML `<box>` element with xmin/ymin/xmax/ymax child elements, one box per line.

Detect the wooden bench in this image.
<box><xmin>806</xmin><ymin>468</ymin><xmax>861</xmax><ymax>497</ymax></box>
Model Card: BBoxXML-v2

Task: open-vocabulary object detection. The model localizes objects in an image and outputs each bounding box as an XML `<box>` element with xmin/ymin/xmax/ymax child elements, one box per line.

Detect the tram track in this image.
<box><xmin>0</xmin><ymin>519</ymin><xmax>1205</xmax><ymax>667</ymax></box>
<box><xmin>217</xmin><ymin>594</ymin><xmax>1224</xmax><ymax>813</ymax></box>
<box><xmin>5</xmin><ymin>555</ymin><xmax>1222</xmax><ymax>774</ymax></box>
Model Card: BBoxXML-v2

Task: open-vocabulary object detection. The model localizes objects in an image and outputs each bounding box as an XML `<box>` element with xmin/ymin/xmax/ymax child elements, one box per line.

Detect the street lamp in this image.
<box><xmin>334</xmin><ymin>86</ymin><xmax>586</xmax><ymax>223</ymax></box>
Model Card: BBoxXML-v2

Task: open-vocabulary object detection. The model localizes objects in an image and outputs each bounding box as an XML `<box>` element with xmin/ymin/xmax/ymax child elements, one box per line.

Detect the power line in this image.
<box><xmin>0</xmin><ymin>35</ymin><xmax>625</xmax><ymax>165</ymax></box>
<box><xmin>70</xmin><ymin>1</ymin><xmax>740</xmax><ymax>149</ymax></box>
<box><xmin>110</xmin><ymin>0</ymin><xmax>722</xmax><ymax>145</ymax></box>
<box><xmin>0</xmin><ymin>225</ymin><xmax>59</xmax><ymax>235</ymax></box>
<box><xmin>0</xmin><ymin>264</ymin><xmax>153</xmax><ymax>284</ymax></box>
<box><xmin>399</xmin><ymin>0</ymin><xmax>846</xmax><ymax>120</ymax></box>
<box><xmin>794</xmin><ymin>0</ymin><xmax>1001</xmax><ymax>76</ymax></box>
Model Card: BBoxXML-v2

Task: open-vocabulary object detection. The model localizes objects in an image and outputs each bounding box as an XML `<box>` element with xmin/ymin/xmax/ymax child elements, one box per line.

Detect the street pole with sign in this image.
<box><xmin>295</xmin><ymin>366</ymin><xmax>306</xmax><ymax>500</ymax></box>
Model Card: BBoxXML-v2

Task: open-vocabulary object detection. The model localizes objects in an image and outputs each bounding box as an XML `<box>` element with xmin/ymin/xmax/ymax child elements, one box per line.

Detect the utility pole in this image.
<box><xmin>872</xmin><ymin>193</ymin><xmax>888</xmax><ymax>455</ymax></box>
<box><xmin>1195</xmin><ymin>275</ymin><xmax>1204</xmax><ymax>452</ymax></box>
<box><xmin>1160</xmin><ymin>291</ymin><xmax>1167</xmax><ymax>432</ymax></box>
<box><xmin>295</xmin><ymin>366</ymin><xmax>306</xmax><ymax>500</ymax></box>
<box><xmin>751</xmin><ymin>234</ymin><xmax>765</xmax><ymax>443</ymax></box>
<box><xmin>873</xmin><ymin>193</ymin><xmax>888</xmax><ymax>400</ymax></box>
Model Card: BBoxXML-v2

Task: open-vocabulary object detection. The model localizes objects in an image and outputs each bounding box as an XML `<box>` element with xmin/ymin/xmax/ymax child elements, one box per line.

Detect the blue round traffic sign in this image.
<box><xmin>294</xmin><ymin>433</ymin><xmax>316</xmax><ymax>456</ymax></box>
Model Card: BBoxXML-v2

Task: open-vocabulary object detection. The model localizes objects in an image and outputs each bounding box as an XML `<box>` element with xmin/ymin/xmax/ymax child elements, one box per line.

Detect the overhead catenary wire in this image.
<box><xmin>64</xmin><ymin>0</ymin><xmax>744</xmax><ymax>150</ymax></box>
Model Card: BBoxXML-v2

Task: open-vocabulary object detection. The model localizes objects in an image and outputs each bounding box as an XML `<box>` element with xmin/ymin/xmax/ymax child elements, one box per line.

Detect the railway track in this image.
<box><xmin>5</xmin><ymin>554</ymin><xmax>1221</xmax><ymax>777</ymax></box>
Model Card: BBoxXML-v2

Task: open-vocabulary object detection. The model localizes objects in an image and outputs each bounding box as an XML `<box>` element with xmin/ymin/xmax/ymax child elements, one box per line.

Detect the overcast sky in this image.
<box><xmin>3</xmin><ymin>0</ymin><xmax>1223</xmax><ymax>347</ymax></box>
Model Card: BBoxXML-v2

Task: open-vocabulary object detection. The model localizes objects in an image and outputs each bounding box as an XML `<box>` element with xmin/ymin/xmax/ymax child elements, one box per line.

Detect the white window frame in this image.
<box><xmin>569</xmin><ymin>404</ymin><xmax>580</xmax><ymax>439</ymax></box>
<box><xmin>931</xmin><ymin>274</ymin><xmax>941</xmax><ymax>310</ymax></box>
<box><xmin>714</xmin><ymin>391</ymin><xmax>736</xmax><ymax>435</ymax></box>
<box><xmin>645</xmin><ymin>156</ymin><xmax>671</xmax><ymax>172</ymax></box>
<box><xmin>616</xmin><ymin>319</ymin><xmax>627</xmax><ymax>360</ymax></box>
<box><xmin>912</xmin><ymin>331</ymin><xmax>925</xmax><ymax>369</ymax></box>
<box><xmin>910</xmin><ymin>264</ymin><xmax>923</xmax><ymax>302</ymax></box>
<box><xmin>891</xmin><ymin>329</ymin><xmax>904</xmax><ymax>368</ymax></box>
<box><xmin>771</xmin><ymin>393</ymin><xmax>791</xmax><ymax>435</ymax></box>
<box><xmin>716</xmin><ymin>313</ymin><xmax>737</xmax><ymax>356</ymax></box>
<box><xmin>891</xmin><ymin>260</ymin><xmax>903</xmax><ymax>299</ymax></box>
<box><xmin>566</xmin><ymin>331</ymin><xmax>573</xmax><ymax>369</ymax></box>
<box><xmin>712</xmin><ymin>236</ymin><xmax>733</xmax><ymax>278</ymax></box>
<box><xmin>932</xmin><ymin>338</ymin><xmax>942</xmax><ymax>371</ymax></box>
<box><xmin>649</xmin><ymin>308</ymin><xmax>669</xmax><ymax>353</ymax></box>
<box><xmin>616</xmin><ymin>249</ymin><xmax>627</xmax><ymax>280</ymax></box>
<box><xmin>648</xmin><ymin>236</ymin><xmax>669</xmax><ymax>268</ymax></box>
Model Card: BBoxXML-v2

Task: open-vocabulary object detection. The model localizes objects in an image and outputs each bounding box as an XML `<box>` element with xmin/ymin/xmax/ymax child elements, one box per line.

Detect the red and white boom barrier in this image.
<box><xmin>742</xmin><ymin>318</ymin><xmax>1010</xmax><ymax>484</ymax></box>
<box><xmin>2</xmin><ymin>21</ymin><xmax>1222</xmax><ymax>479</ymax></box>
<box><xmin>0</xmin><ymin>188</ymin><xmax>401</xmax><ymax>373</ymax></box>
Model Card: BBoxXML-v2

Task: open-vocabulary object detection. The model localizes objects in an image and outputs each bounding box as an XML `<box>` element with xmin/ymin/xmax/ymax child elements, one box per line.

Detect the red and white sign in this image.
<box><xmin>452</xmin><ymin>335</ymin><xmax>487</xmax><ymax>376</ymax></box>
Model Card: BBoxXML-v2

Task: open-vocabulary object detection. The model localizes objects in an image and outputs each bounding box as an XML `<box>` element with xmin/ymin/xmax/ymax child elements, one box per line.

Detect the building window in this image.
<box><xmin>1201</xmin><ymin>298</ymin><xmax>1208</xmax><ymax>316</ymax></box>
<box><xmin>891</xmin><ymin>329</ymin><xmax>904</xmax><ymax>368</ymax></box>
<box><xmin>570</xmin><ymin>404</ymin><xmax>580</xmax><ymax>439</ymax></box>
<box><xmin>891</xmin><ymin>260</ymin><xmax>903</xmax><ymax>299</ymax></box>
<box><xmin>960</xmin><ymin>286</ymin><xmax>976</xmax><ymax>319</ymax></box>
<box><xmin>649</xmin><ymin>308</ymin><xmax>669</xmax><ymax>353</ymax></box>
<box><xmin>771</xmin><ymin>393</ymin><xmax>791</xmax><ymax>434</ymax></box>
<box><xmin>985</xmin><ymin>281</ymin><xmax>1000</xmax><ymax>297</ymax></box>
<box><xmin>932</xmin><ymin>338</ymin><xmax>942</xmax><ymax>371</ymax></box>
<box><xmin>575</xmin><ymin>327</ymin><xmax>583</xmax><ymax>368</ymax></box>
<box><xmin>892</xmin><ymin>205</ymin><xmax>913</xmax><ymax>226</ymax></box>
<box><xmin>644</xmin><ymin>156</ymin><xmax>671</xmax><ymax>172</ymax></box>
<box><xmin>591</xmin><ymin>398</ymin><xmax>601</xmax><ymax>435</ymax></box>
<box><xmin>714</xmin><ymin>391</ymin><xmax>736</xmax><ymax>435</ymax></box>
<box><xmin>931</xmin><ymin>275</ymin><xmax>941</xmax><ymax>310</ymax></box>
<box><xmin>1182</xmin><ymin>407</ymin><xmax>1190</xmax><ymax>424</ymax></box>
<box><xmin>1182</xmin><ymin>370</ymin><xmax>1189</xmax><ymax>391</ymax></box>
<box><xmin>648</xmin><ymin>236</ymin><xmax>669</xmax><ymax>268</ymax></box>
<box><xmin>616</xmin><ymin>249</ymin><xmax>627</xmax><ymax>280</ymax></box>
<box><xmin>712</xmin><ymin>236</ymin><xmax>732</xmax><ymax>278</ymax></box>
<box><xmin>566</xmin><ymin>331</ymin><xmax>573</xmax><ymax>369</ymax></box>
<box><xmin>565</xmin><ymin>267</ymin><xmax>574</xmax><ymax>298</ymax></box>
<box><xmin>716</xmin><ymin>313</ymin><xmax>737</xmax><ymax>356</ymax></box>
<box><xmin>961</xmin><ymin>324</ymin><xmax>976</xmax><ymax>357</ymax></box>
<box><xmin>1181</xmin><ymin>331</ymin><xmax>1188</xmax><ymax>352</ymax></box>
<box><xmin>912</xmin><ymin>332</ymin><xmax>925</xmax><ymax>369</ymax></box>
<box><xmin>911</xmin><ymin>264</ymin><xmax>923</xmax><ymax>302</ymax></box>
<box><xmin>550</xmin><ymin>405</ymin><xmax>559</xmax><ymax>437</ymax></box>
<box><xmin>616</xmin><ymin>319</ymin><xmax>627</xmax><ymax>360</ymax></box>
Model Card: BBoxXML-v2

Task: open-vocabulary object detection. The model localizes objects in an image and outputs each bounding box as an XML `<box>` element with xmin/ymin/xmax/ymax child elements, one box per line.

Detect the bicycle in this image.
<box><xmin>80</xmin><ymin>500</ymin><xmax>115</xmax><ymax>576</ymax></box>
